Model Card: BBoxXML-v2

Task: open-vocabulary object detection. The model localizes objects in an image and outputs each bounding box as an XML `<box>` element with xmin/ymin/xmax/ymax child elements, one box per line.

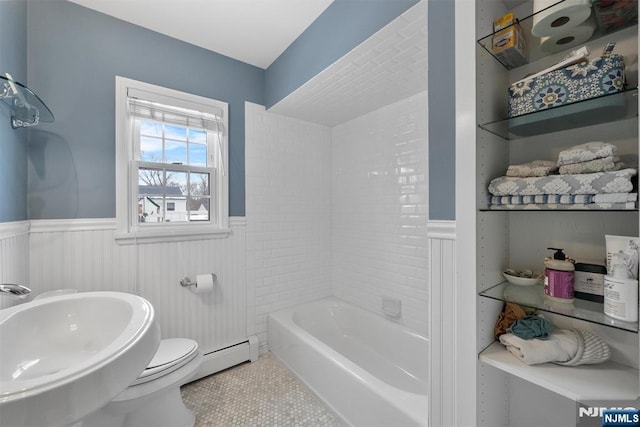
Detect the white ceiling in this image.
<box><xmin>68</xmin><ymin>0</ymin><xmax>334</xmax><ymax>69</ymax></box>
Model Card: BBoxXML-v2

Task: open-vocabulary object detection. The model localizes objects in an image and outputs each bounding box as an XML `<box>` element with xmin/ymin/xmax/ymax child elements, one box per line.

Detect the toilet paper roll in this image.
<box><xmin>193</xmin><ymin>273</ymin><xmax>215</xmax><ymax>293</ymax></box>
<box><xmin>539</xmin><ymin>18</ymin><xmax>596</xmax><ymax>53</ymax></box>
<box><xmin>532</xmin><ymin>0</ymin><xmax>592</xmax><ymax>38</ymax></box>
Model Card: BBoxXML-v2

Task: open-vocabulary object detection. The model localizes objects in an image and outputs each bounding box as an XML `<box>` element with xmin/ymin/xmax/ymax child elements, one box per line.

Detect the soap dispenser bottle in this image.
<box><xmin>604</xmin><ymin>252</ymin><xmax>639</xmax><ymax>322</ymax></box>
<box><xmin>544</xmin><ymin>248</ymin><xmax>575</xmax><ymax>303</ymax></box>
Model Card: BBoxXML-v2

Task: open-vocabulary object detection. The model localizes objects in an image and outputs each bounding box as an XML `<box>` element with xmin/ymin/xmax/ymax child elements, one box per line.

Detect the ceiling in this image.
<box><xmin>67</xmin><ymin>0</ymin><xmax>334</xmax><ymax>69</ymax></box>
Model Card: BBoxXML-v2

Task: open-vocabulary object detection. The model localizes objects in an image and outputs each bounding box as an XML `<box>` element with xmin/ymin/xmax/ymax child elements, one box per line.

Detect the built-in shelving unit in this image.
<box><xmin>468</xmin><ymin>0</ymin><xmax>640</xmax><ymax>424</ymax></box>
<box><xmin>481</xmin><ymin>282</ymin><xmax>639</xmax><ymax>332</ymax></box>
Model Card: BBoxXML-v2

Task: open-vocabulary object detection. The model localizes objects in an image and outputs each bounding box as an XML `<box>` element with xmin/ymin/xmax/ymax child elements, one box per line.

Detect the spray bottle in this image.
<box><xmin>604</xmin><ymin>252</ymin><xmax>639</xmax><ymax>322</ymax></box>
<box><xmin>544</xmin><ymin>248</ymin><xmax>575</xmax><ymax>303</ymax></box>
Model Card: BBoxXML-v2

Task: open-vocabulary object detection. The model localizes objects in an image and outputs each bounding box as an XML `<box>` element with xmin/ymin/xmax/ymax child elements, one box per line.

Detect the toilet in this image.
<box><xmin>83</xmin><ymin>337</ymin><xmax>202</xmax><ymax>427</ymax></box>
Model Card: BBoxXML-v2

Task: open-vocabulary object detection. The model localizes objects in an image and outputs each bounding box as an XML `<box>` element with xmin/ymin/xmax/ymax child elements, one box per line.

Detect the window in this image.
<box><xmin>115</xmin><ymin>76</ymin><xmax>229</xmax><ymax>244</ymax></box>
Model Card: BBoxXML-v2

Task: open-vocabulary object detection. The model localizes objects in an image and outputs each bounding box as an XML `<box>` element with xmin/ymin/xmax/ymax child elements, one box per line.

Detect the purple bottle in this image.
<box><xmin>544</xmin><ymin>247</ymin><xmax>575</xmax><ymax>303</ymax></box>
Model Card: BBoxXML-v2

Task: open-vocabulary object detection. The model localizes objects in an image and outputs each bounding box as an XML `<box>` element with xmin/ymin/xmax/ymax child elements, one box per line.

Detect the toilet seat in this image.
<box><xmin>132</xmin><ymin>338</ymin><xmax>199</xmax><ymax>385</ymax></box>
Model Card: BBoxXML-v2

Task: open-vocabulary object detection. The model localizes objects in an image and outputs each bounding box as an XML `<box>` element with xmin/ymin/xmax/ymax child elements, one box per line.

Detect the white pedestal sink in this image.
<box><xmin>0</xmin><ymin>291</ymin><xmax>161</xmax><ymax>427</ymax></box>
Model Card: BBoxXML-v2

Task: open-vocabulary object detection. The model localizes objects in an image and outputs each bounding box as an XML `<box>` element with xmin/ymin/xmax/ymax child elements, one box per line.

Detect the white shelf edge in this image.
<box><xmin>479</xmin><ymin>341</ymin><xmax>639</xmax><ymax>401</ymax></box>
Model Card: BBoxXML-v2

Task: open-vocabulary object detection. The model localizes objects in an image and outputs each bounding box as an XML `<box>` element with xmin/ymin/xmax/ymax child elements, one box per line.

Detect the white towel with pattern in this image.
<box><xmin>507</xmin><ymin>160</ymin><xmax>559</xmax><ymax>177</ymax></box>
<box><xmin>557</xmin><ymin>142</ymin><xmax>617</xmax><ymax>166</ymax></box>
<box><xmin>488</xmin><ymin>168</ymin><xmax>636</xmax><ymax>196</ymax></box>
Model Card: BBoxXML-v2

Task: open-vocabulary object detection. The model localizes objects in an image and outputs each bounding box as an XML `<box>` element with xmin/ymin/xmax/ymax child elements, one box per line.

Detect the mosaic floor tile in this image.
<box><xmin>181</xmin><ymin>352</ymin><xmax>344</xmax><ymax>427</ymax></box>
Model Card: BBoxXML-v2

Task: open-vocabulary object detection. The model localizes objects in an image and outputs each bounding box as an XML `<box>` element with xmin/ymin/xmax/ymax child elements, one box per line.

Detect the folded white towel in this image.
<box><xmin>557</xmin><ymin>142</ymin><xmax>617</xmax><ymax>166</ymax></box>
<box><xmin>507</xmin><ymin>160</ymin><xmax>558</xmax><ymax>177</ymax></box>
<box><xmin>593</xmin><ymin>193</ymin><xmax>638</xmax><ymax>203</ymax></box>
<box><xmin>499</xmin><ymin>330</ymin><xmax>578</xmax><ymax>365</ymax></box>
<box><xmin>559</xmin><ymin>157</ymin><xmax>622</xmax><ymax>175</ymax></box>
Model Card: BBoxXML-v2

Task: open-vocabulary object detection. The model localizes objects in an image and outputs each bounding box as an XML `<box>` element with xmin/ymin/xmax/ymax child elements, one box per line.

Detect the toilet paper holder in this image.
<box><xmin>180</xmin><ymin>274</ymin><xmax>216</xmax><ymax>287</ymax></box>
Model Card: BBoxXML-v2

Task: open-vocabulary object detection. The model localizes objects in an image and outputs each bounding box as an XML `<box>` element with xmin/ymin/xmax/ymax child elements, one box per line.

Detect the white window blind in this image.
<box><xmin>127</xmin><ymin>97</ymin><xmax>224</xmax><ymax>133</ymax></box>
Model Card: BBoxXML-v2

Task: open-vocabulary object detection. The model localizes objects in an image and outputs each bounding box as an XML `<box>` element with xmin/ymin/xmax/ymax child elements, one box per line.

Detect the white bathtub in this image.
<box><xmin>267</xmin><ymin>297</ymin><xmax>428</xmax><ymax>426</ymax></box>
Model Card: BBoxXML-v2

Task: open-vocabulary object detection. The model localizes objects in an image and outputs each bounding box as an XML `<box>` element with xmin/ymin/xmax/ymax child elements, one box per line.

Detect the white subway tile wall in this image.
<box><xmin>332</xmin><ymin>91</ymin><xmax>429</xmax><ymax>336</ymax></box>
<box><xmin>245</xmin><ymin>102</ymin><xmax>333</xmax><ymax>352</ymax></box>
<box><xmin>247</xmin><ymin>92</ymin><xmax>429</xmax><ymax>345</ymax></box>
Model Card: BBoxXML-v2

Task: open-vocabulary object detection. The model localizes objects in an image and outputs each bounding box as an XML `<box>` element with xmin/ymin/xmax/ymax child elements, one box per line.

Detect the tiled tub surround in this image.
<box><xmin>268</xmin><ymin>297</ymin><xmax>428</xmax><ymax>426</ymax></box>
<box><xmin>331</xmin><ymin>91</ymin><xmax>429</xmax><ymax>336</ymax></box>
<box><xmin>246</xmin><ymin>91</ymin><xmax>429</xmax><ymax>348</ymax></box>
<box><xmin>245</xmin><ymin>102</ymin><xmax>333</xmax><ymax>353</ymax></box>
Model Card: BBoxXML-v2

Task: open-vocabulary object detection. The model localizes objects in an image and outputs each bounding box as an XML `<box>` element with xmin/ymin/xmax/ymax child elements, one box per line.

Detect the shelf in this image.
<box><xmin>480</xmin><ymin>282</ymin><xmax>639</xmax><ymax>333</ymax></box>
<box><xmin>477</xmin><ymin>0</ymin><xmax>638</xmax><ymax>70</ymax></box>
<box><xmin>480</xmin><ymin>206</ymin><xmax>638</xmax><ymax>212</ymax></box>
<box><xmin>478</xmin><ymin>88</ymin><xmax>638</xmax><ymax>140</ymax></box>
<box><xmin>479</xmin><ymin>341</ymin><xmax>639</xmax><ymax>400</ymax></box>
<box><xmin>0</xmin><ymin>75</ymin><xmax>54</xmax><ymax>128</ymax></box>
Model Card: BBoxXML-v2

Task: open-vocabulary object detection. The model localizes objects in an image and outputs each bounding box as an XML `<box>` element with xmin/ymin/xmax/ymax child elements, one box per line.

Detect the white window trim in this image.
<box><xmin>115</xmin><ymin>76</ymin><xmax>230</xmax><ymax>245</ymax></box>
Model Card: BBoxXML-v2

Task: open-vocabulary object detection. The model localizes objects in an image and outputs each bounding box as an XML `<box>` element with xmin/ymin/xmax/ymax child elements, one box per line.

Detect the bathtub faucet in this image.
<box><xmin>0</xmin><ymin>283</ymin><xmax>31</xmax><ymax>300</ymax></box>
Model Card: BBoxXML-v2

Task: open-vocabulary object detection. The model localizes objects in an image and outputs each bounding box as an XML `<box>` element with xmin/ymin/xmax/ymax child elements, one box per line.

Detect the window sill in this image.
<box><xmin>115</xmin><ymin>225</ymin><xmax>231</xmax><ymax>245</ymax></box>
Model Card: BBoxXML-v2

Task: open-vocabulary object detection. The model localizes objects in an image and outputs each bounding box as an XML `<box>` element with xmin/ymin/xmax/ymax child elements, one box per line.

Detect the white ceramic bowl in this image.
<box><xmin>502</xmin><ymin>271</ymin><xmax>543</xmax><ymax>286</ymax></box>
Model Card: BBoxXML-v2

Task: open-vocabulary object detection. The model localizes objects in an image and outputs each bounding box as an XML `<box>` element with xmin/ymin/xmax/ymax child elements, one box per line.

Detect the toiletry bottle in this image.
<box><xmin>544</xmin><ymin>248</ymin><xmax>575</xmax><ymax>303</ymax></box>
<box><xmin>604</xmin><ymin>252</ymin><xmax>639</xmax><ymax>322</ymax></box>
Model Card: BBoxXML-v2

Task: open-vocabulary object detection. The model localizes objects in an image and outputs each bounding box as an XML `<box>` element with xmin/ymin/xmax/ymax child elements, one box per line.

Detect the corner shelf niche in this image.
<box><xmin>0</xmin><ymin>75</ymin><xmax>54</xmax><ymax>128</ymax></box>
<box><xmin>480</xmin><ymin>281</ymin><xmax>639</xmax><ymax>333</ymax></box>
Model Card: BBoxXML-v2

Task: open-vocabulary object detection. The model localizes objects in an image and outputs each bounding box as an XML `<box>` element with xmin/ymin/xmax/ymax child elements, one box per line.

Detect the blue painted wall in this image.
<box><xmin>265</xmin><ymin>0</ymin><xmax>419</xmax><ymax>108</ymax></box>
<box><xmin>0</xmin><ymin>0</ymin><xmax>28</xmax><ymax>222</ymax></box>
<box><xmin>0</xmin><ymin>0</ymin><xmax>450</xmax><ymax>223</ymax></box>
<box><xmin>26</xmin><ymin>0</ymin><xmax>264</xmax><ymax>219</ymax></box>
<box><xmin>428</xmin><ymin>0</ymin><xmax>456</xmax><ymax>220</ymax></box>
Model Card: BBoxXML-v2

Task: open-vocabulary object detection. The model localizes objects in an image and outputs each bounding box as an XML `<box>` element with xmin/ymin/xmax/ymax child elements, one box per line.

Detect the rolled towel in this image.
<box><xmin>555</xmin><ymin>329</ymin><xmax>611</xmax><ymax>366</ymax></box>
<box><xmin>499</xmin><ymin>330</ymin><xmax>579</xmax><ymax>365</ymax></box>
<box><xmin>559</xmin><ymin>157</ymin><xmax>622</xmax><ymax>175</ymax></box>
<box><xmin>507</xmin><ymin>160</ymin><xmax>558</xmax><ymax>177</ymax></box>
<box><xmin>557</xmin><ymin>142</ymin><xmax>617</xmax><ymax>166</ymax></box>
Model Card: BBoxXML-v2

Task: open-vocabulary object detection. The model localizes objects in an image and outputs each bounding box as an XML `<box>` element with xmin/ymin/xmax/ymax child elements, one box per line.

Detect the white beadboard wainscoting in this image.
<box><xmin>0</xmin><ymin>221</ymin><xmax>30</xmax><ymax>310</ymax></box>
<box><xmin>27</xmin><ymin>217</ymin><xmax>254</xmax><ymax>379</ymax></box>
<box><xmin>427</xmin><ymin>220</ymin><xmax>456</xmax><ymax>427</ymax></box>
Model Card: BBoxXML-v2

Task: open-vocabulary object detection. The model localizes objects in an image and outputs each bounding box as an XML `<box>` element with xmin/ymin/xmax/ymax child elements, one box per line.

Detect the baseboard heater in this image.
<box><xmin>192</xmin><ymin>335</ymin><xmax>259</xmax><ymax>381</ymax></box>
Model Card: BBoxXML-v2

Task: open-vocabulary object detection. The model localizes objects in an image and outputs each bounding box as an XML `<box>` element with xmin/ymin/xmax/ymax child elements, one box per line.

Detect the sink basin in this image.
<box><xmin>0</xmin><ymin>291</ymin><xmax>161</xmax><ymax>427</ymax></box>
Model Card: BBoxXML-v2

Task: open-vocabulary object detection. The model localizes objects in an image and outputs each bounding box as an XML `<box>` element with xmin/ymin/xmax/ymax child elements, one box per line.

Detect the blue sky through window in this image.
<box><xmin>139</xmin><ymin>120</ymin><xmax>207</xmax><ymax>165</ymax></box>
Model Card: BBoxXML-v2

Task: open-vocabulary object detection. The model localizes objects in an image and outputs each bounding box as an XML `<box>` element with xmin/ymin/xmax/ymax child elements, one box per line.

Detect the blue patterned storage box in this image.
<box><xmin>508</xmin><ymin>54</ymin><xmax>626</xmax><ymax>117</ymax></box>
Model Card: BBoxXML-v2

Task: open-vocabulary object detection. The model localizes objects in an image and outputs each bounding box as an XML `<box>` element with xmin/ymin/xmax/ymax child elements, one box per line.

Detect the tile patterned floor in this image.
<box><xmin>181</xmin><ymin>352</ymin><xmax>344</xmax><ymax>427</ymax></box>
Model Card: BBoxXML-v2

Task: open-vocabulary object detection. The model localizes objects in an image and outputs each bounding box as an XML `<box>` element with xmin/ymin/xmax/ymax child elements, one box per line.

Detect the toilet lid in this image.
<box><xmin>134</xmin><ymin>338</ymin><xmax>198</xmax><ymax>384</ymax></box>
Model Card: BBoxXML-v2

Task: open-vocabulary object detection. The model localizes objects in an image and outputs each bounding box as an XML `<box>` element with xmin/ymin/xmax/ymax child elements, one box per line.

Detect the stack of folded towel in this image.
<box><xmin>488</xmin><ymin>141</ymin><xmax>638</xmax><ymax>210</ymax></box>
<box><xmin>557</xmin><ymin>142</ymin><xmax>623</xmax><ymax>174</ymax></box>
<box><xmin>499</xmin><ymin>328</ymin><xmax>611</xmax><ymax>366</ymax></box>
<box><xmin>493</xmin><ymin>303</ymin><xmax>611</xmax><ymax>366</ymax></box>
